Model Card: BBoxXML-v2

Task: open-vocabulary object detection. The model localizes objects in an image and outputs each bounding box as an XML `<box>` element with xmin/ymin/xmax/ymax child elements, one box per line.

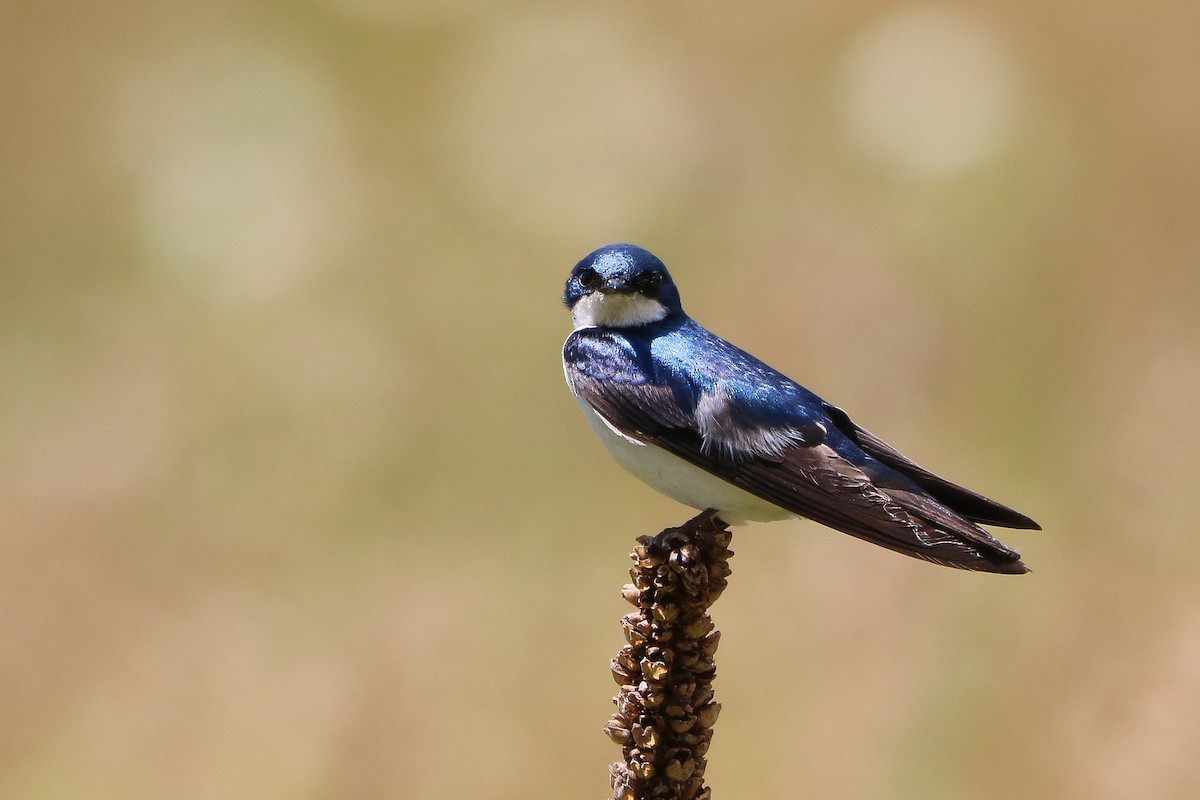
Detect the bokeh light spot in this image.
<box><xmin>109</xmin><ymin>36</ymin><xmax>359</xmax><ymax>306</ymax></box>
<box><xmin>838</xmin><ymin>7</ymin><xmax>1022</xmax><ymax>178</ymax></box>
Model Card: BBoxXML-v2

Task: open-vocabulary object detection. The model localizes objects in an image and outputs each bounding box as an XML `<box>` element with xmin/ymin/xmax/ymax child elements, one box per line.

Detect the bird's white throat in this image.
<box><xmin>572</xmin><ymin>292</ymin><xmax>668</xmax><ymax>330</ymax></box>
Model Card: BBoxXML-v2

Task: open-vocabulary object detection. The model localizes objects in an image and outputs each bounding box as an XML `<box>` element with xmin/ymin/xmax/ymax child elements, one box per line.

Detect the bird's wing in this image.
<box><xmin>565</xmin><ymin>333</ymin><xmax>1026</xmax><ymax>573</ymax></box>
<box><xmin>647</xmin><ymin>425</ymin><xmax>1026</xmax><ymax>573</ymax></box>
<box><xmin>821</xmin><ymin>402</ymin><xmax>1041</xmax><ymax>530</ymax></box>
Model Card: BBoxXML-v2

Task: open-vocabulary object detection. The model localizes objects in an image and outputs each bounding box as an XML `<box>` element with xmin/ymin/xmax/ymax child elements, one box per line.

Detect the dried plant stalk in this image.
<box><xmin>605</xmin><ymin>509</ymin><xmax>733</xmax><ymax>800</ymax></box>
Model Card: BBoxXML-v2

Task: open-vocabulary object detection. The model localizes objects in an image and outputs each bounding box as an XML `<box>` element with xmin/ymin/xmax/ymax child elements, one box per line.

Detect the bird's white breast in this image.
<box><xmin>571</xmin><ymin>394</ymin><xmax>796</xmax><ymax>526</ymax></box>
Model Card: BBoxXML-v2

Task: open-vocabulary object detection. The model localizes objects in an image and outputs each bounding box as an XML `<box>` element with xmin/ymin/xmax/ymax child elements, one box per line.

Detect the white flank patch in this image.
<box><xmin>572</xmin><ymin>292</ymin><xmax>668</xmax><ymax>330</ymax></box>
<box><xmin>572</xmin><ymin>395</ymin><xmax>795</xmax><ymax>525</ymax></box>
<box><xmin>695</xmin><ymin>387</ymin><xmax>812</xmax><ymax>458</ymax></box>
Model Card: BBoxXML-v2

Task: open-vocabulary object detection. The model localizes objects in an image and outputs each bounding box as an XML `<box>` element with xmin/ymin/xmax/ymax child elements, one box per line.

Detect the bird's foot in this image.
<box><xmin>644</xmin><ymin>509</ymin><xmax>730</xmax><ymax>557</ymax></box>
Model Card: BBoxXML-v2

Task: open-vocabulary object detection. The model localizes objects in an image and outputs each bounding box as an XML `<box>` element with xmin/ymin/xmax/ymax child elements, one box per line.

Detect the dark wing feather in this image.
<box><xmin>636</xmin><ymin>426</ymin><xmax>1028</xmax><ymax>574</ymax></box>
<box><xmin>822</xmin><ymin>403</ymin><xmax>1041</xmax><ymax>530</ymax></box>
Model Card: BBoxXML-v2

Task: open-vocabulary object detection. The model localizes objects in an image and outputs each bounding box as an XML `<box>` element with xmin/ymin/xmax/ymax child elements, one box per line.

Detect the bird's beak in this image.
<box><xmin>600</xmin><ymin>279</ymin><xmax>635</xmax><ymax>295</ymax></box>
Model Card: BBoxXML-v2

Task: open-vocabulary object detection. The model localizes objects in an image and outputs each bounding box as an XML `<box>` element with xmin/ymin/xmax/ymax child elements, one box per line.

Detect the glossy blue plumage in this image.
<box><xmin>562</xmin><ymin>244</ymin><xmax>1038</xmax><ymax>572</ymax></box>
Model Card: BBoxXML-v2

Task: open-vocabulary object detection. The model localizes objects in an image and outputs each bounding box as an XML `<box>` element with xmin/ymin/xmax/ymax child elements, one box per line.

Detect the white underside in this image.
<box><xmin>573</xmin><ymin>396</ymin><xmax>796</xmax><ymax>526</ymax></box>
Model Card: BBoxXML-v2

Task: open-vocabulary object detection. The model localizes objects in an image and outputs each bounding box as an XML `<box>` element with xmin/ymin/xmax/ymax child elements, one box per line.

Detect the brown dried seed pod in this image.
<box><xmin>695</xmin><ymin>702</ymin><xmax>721</xmax><ymax>729</ymax></box>
<box><xmin>604</xmin><ymin>718</ymin><xmax>632</xmax><ymax>744</ymax></box>
<box><xmin>623</xmin><ymin>610</ymin><xmax>647</xmax><ymax>626</ymax></box>
<box><xmin>640</xmin><ymin>684</ymin><xmax>666</xmax><ymax>710</ymax></box>
<box><xmin>710</xmin><ymin>553</ymin><xmax>732</xmax><ymax>570</ymax></box>
<box><xmin>640</xmin><ymin>658</ymin><xmax>669</xmax><ymax>682</ymax></box>
<box><xmin>616</xmin><ymin>693</ymin><xmax>641</xmax><ymax>719</ymax></box>
<box><xmin>668</xmin><ymin>715</ymin><xmax>695</xmax><ymax>734</ymax></box>
<box><xmin>611</xmin><ymin>663</ymin><xmax>633</xmax><ymax>685</ymax></box>
<box><xmin>644</xmin><ymin>645</ymin><xmax>670</xmax><ymax>662</ymax></box>
<box><xmin>631</xmin><ymin>755</ymin><xmax>655</xmax><ymax>781</ymax></box>
<box><xmin>610</xmin><ymin>763</ymin><xmax>637</xmax><ymax>800</ymax></box>
<box><xmin>650</xmin><ymin>602</ymin><xmax>680</xmax><ymax>623</ymax></box>
<box><xmin>683</xmin><ymin>542</ymin><xmax>700</xmax><ymax>561</ymax></box>
<box><xmin>631</xmin><ymin>722</ymin><xmax>660</xmax><ymax>749</ymax></box>
<box><xmin>663</xmin><ymin>755</ymin><xmax>696</xmax><ymax>783</ymax></box>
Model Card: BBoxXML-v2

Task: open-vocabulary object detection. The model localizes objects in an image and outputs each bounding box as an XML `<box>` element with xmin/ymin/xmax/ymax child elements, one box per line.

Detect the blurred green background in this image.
<box><xmin>3</xmin><ymin>2</ymin><xmax>1199</xmax><ymax>798</ymax></box>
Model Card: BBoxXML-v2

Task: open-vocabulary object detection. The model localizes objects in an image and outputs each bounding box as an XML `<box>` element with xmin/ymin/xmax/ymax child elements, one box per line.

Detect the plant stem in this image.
<box><xmin>605</xmin><ymin>509</ymin><xmax>733</xmax><ymax>800</ymax></box>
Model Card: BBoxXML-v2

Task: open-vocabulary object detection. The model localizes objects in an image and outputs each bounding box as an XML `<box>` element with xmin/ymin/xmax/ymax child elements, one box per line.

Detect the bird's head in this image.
<box><xmin>563</xmin><ymin>244</ymin><xmax>683</xmax><ymax>329</ymax></box>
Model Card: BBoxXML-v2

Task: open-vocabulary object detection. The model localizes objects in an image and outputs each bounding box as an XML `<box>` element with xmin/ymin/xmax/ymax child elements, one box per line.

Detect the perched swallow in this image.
<box><xmin>562</xmin><ymin>243</ymin><xmax>1039</xmax><ymax>573</ymax></box>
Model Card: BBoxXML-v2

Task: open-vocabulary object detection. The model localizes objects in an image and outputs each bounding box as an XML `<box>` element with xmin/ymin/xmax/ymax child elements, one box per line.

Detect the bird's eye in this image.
<box><xmin>577</xmin><ymin>268</ymin><xmax>601</xmax><ymax>290</ymax></box>
<box><xmin>634</xmin><ymin>271</ymin><xmax>663</xmax><ymax>294</ymax></box>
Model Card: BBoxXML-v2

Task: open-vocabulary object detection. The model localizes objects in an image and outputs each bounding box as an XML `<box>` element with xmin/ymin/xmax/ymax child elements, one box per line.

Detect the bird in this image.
<box><xmin>561</xmin><ymin>243</ymin><xmax>1039</xmax><ymax>574</ymax></box>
